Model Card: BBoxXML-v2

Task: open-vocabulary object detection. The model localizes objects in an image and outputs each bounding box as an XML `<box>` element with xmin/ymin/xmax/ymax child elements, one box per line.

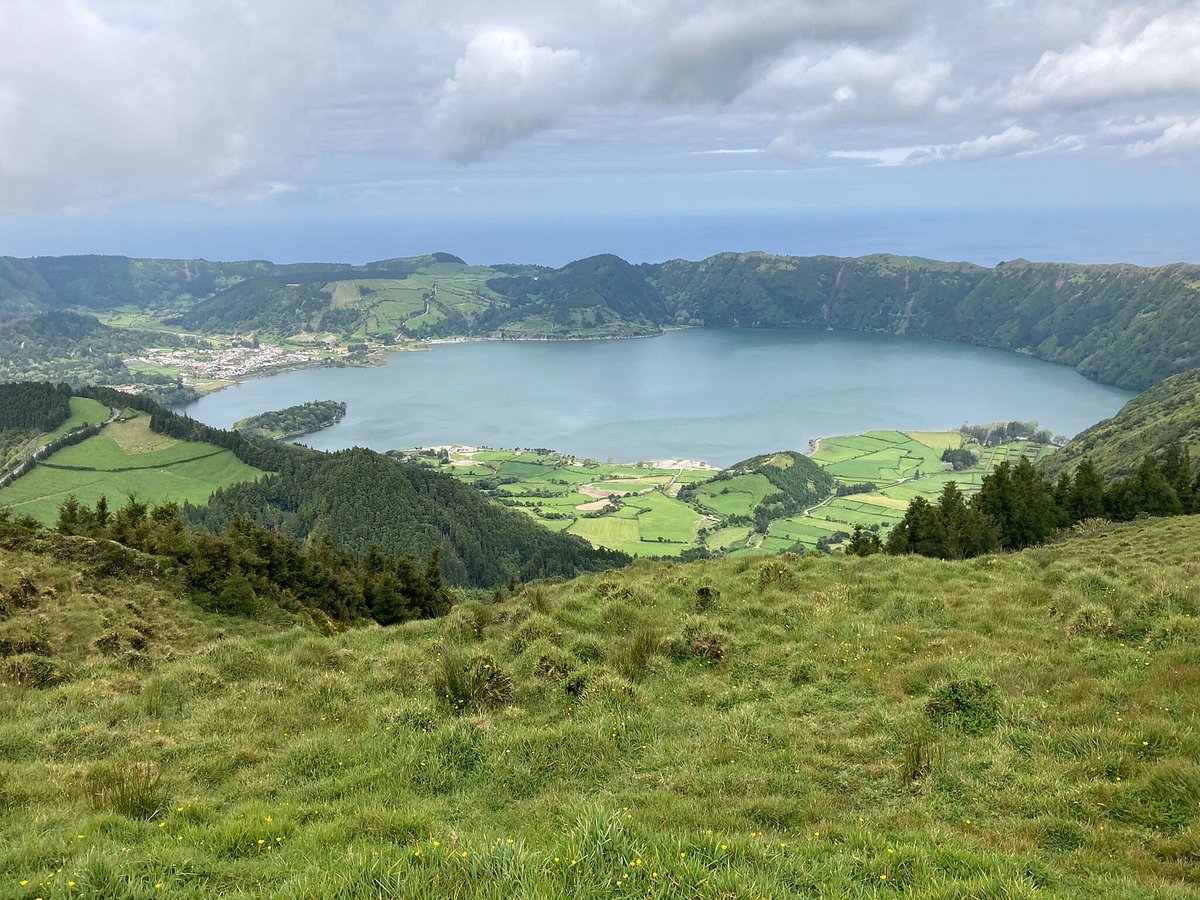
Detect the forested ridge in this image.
<box><xmin>1042</xmin><ymin>367</ymin><xmax>1200</xmax><ymax>479</ymax></box>
<box><xmin>191</xmin><ymin>448</ymin><xmax>629</xmax><ymax>587</ymax></box>
<box><xmin>3</xmin><ymin>250</ymin><xmax>1197</xmax><ymax>392</ymax></box>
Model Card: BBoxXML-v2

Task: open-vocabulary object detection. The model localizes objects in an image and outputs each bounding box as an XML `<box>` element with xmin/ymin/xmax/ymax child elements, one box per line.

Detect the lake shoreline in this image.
<box><xmin>180</xmin><ymin>327</ymin><xmax>1133</xmax><ymax>469</ymax></box>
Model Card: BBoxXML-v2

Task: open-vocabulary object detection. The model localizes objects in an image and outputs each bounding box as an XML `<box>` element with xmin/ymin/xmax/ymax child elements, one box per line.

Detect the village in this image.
<box><xmin>125</xmin><ymin>342</ymin><xmax>339</xmax><ymax>383</ymax></box>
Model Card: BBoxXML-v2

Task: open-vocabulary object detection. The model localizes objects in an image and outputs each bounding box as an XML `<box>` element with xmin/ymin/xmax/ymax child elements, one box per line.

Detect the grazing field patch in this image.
<box><xmin>0</xmin><ymin>419</ymin><xmax>264</xmax><ymax>523</ymax></box>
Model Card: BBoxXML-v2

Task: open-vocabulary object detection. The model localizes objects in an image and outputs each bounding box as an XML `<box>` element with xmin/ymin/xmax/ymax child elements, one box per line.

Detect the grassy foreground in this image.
<box><xmin>1</xmin><ymin>517</ymin><xmax>1199</xmax><ymax>897</ymax></box>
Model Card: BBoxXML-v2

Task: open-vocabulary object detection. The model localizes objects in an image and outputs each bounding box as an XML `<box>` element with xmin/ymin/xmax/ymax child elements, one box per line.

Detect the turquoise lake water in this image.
<box><xmin>180</xmin><ymin>328</ymin><xmax>1133</xmax><ymax>467</ymax></box>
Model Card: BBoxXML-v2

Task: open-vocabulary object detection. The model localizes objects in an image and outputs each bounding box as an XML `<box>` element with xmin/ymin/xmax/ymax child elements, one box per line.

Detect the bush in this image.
<box><xmin>0</xmin><ymin>620</ymin><xmax>52</xmax><ymax>657</ymax></box>
<box><xmin>614</xmin><ymin>626</ymin><xmax>661</xmax><ymax>680</ymax></box>
<box><xmin>691</xmin><ymin>585</ymin><xmax>720</xmax><ymax>612</ymax></box>
<box><xmin>433</xmin><ymin>645</ymin><xmax>514</xmax><ymax>713</ymax></box>
<box><xmin>925</xmin><ymin>678</ymin><xmax>1003</xmax><ymax>734</ymax></box>
<box><xmin>82</xmin><ymin>760</ymin><xmax>167</xmax><ymax>819</ymax></box>
<box><xmin>1066</xmin><ymin>603</ymin><xmax>1123</xmax><ymax>639</ymax></box>
<box><xmin>443</xmin><ymin>601</ymin><xmax>494</xmax><ymax>642</ymax></box>
<box><xmin>3</xmin><ymin>653</ymin><xmax>64</xmax><ymax>687</ymax></box>
<box><xmin>666</xmin><ymin>620</ymin><xmax>730</xmax><ymax>664</ymax></box>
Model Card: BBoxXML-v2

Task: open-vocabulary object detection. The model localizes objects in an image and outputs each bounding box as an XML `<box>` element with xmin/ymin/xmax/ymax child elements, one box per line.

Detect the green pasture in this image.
<box><xmin>407</xmin><ymin>432</ymin><xmax>1052</xmax><ymax>557</ymax></box>
<box><xmin>39</xmin><ymin>397</ymin><xmax>110</xmax><ymax>444</ymax></box>
<box><xmin>0</xmin><ymin>420</ymin><xmax>264</xmax><ymax>524</ymax></box>
<box><xmin>689</xmin><ymin>473</ymin><xmax>776</xmax><ymax>518</ymax></box>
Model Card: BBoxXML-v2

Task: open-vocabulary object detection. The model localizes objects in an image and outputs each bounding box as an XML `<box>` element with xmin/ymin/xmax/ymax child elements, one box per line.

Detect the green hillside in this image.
<box><xmin>0</xmin><ymin>414</ymin><xmax>265</xmax><ymax>523</ymax></box>
<box><xmin>0</xmin><ymin>385</ymin><xmax>628</xmax><ymax>589</ymax></box>
<box><xmin>4</xmin><ymin>251</ymin><xmax>1199</xmax><ymax>393</ymax></box>
<box><xmin>189</xmin><ymin>448</ymin><xmax>629</xmax><ymax>588</ymax></box>
<box><xmin>2</xmin><ymin>513</ymin><xmax>1197</xmax><ymax>896</ymax></box>
<box><xmin>1043</xmin><ymin>368</ymin><xmax>1200</xmax><ymax>480</ymax></box>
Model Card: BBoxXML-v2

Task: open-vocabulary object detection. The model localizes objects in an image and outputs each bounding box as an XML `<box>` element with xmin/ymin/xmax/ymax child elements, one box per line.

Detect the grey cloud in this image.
<box><xmin>1</xmin><ymin>0</ymin><xmax>1198</xmax><ymax>212</ymax></box>
<box><xmin>426</xmin><ymin>28</ymin><xmax>590</xmax><ymax>163</ymax></box>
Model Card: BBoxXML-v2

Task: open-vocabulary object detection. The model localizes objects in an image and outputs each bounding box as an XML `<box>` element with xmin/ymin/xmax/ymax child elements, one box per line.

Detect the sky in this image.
<box><xmin>0</xmin><ymin>0</ymin><xmax>1197</xmax><ymax>266</ymax></box>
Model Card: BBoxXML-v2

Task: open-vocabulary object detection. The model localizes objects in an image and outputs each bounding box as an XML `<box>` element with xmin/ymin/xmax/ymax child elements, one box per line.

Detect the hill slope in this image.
<box><xmin>0</xmin><ymin>385</ymin><xmax>628</xmax><ymax>588</ymax></box>
<box><xmin>189</xmin><ymin>447</ymin><xmax>629</xmax><ymax>587</ymax></box>
<box><xmin>1</xmin><ymin>515</ymin><xmax>1197</xmax><ymax>896</ymax></box>
<box><xmin>1043</xmin><ymin>367</ymin><xmax>1200</xmax><ymax>479</ymax></box>
<box><xmin>4</xmin><ymin>251</ymin><xmax>1198</xmax><ymax>392</ymax></box>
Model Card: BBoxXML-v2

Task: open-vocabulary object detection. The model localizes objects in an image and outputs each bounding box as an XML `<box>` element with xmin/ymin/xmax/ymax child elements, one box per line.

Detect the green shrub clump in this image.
<box><xmin>925</xmin><ymin>678</ymin><xmax>1003</xmax><ymax>734</ymax></box>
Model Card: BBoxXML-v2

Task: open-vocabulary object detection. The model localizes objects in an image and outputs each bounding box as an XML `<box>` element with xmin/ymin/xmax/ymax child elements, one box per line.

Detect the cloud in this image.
<box><xmin>907</xmin><ymin>125</ymin><xmax>1042</xmax><ymax>162</ymax></box>
<box><xmin>426</xmin><ymin>28</ymin><xmax>588</xmax><ymax>163</ymax></box>
<box><xmin>1003</xmin><ymin>5</ymin><xmax>1200</xmax><ymax>112</ymax></box>
<box><xmin>1127</xmin><ymin>117</ymin><xmax>1200</xmax><ymax>157</ymax></box>
<box><xmin>0</xmin><ymin>0</ymin><xmax>360</xmax><ymax>211</ymax></box>
<box><xmin>830</xmin><ymin>125</ymin><xmax>1042</xmax><ymax>166</ymax></box>
<box><xmin>0</xmin><ymin>0</ymin><xmax>1197</xmax><ymax>212</ymax></box>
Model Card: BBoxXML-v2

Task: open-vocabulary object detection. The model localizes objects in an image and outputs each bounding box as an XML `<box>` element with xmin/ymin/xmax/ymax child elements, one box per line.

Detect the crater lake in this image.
<box><xmin>179</xmin><ymin>328</ymin><xmax>1134</xmax><ymax>467</ymax></box>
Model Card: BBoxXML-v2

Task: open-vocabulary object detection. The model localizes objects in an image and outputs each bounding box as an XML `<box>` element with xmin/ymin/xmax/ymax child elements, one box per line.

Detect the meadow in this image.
<box><xmin>0</xmin><ymin>415</ymin><xmax>264</xmax><ymax>523</ymax></box>
<box><xmin>1</xmin><ymin>515</ymin><xmax>1197</xmax><ymax>897</ymax></box>
<box><xmin>763</xmin><ymin>433</ymin><xmax>1055</xmax><ymax>553</ymax></box>
<box><xmin>416</xmin><ymin>432</ymin><xmax>1053</xmax><ymax>557</ymax></box>
<box><xmin>406</xmin><ymin>448</ymin><xmax>715</xmax><ymax>556</ymax></box>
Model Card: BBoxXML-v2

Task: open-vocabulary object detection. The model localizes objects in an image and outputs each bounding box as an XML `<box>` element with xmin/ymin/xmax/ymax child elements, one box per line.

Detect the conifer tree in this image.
<box><xmin>1067</xmin><ymin>458</ymin><xmax>1105</xmax><ymax>522</ymax></box>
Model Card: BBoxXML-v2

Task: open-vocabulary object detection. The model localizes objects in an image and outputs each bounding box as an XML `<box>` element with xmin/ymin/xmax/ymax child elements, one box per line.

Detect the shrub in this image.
<box><xmin>433</xmin><ymin>645</ymin><xmax>514</xmax><ymax>713</ymax></box>
<box><xmin>2</xmin><ymin>653</ymin><xmax>63</xmax><ymax>687</ymax></box>
<box><xmin>758</xmin><ymin>560</ymin><xmax>793</xmax><ymax>587</ymax></box>
<box><xmin>614</xmin><ymin>626</ymin><xmax>661</xmax><ymax>680</ymax></box>
<box><xmin>443</xmin><ymin>601</ymin><xmax>494</xmax><ymax>642</ymax></box>
<box><xmin>692</xmin><ymin>585</ymin><xmax>720</xmax><ymax>612</ymax></box>
<box><xmin>507</xmin><ymin>613</ymin><xmax>561</xmax><ymax>655</ymax></box>
<box><xmin>83</xmin><ymin>760</ymin><xmax>167</xmax><ymax>820</ymax></box>
<box><xmin>0</xmin><ymin>620</ymin><xmax>52</xmax><ymax>657</ymax></box>
<box><xmin>532</xmin><ymin>645</ymin><xmax>576</xmax><ymax>684</ymax></box>
<box><xmin>1066</xmin><ymin>603</ymin><xmax>1122</xmax><ymax>639</ymax></box>
<box><xmin>666</xmin><ymin>620</ymin><xmax>730</xmax><ymax>664</ymax></box>
<box><xmin>925</xmin><ymin>678</ymin><xmax>1003</xmax><ymax>734</ymax></box>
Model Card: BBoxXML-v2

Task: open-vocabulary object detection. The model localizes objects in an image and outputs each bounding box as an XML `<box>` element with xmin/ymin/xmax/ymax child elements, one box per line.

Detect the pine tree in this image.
<box><xmin>846</xmin><ymin>524</ymin><xmax>882</xmax><ymax>557</ymax></box>
<box><xmin>1067</xmin><ymin>458</ymin><xmax>1105</xmax><ymax>522</ymax></box>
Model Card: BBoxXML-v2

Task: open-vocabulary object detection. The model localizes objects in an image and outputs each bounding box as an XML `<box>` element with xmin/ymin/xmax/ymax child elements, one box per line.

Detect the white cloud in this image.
<box><xmin>831</xmin><ymin>125</ymin><xmax>1042</xmax><ymax>166</ymax></box>
<box><xmin>1003</xmin><ymin>5</ymin><xmax>1200</xmax><ymax>112</ymax></box>
<box><xmin>1127</xmin><ymin>117</ymin><xmax>1200</xmax><ymax>157</ymax></box>
<box><xmin>426</xmin><ymin>28</ymin><xmax>589</xmax><ymax>163</ymax></box>
<box><xmin>0</xmin><ymin>0</ymin><xmax>1197</xmax><ymax>212</ymax></box>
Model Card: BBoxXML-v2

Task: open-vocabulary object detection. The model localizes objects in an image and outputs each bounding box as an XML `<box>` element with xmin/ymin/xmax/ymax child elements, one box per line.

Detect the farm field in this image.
<box><xmin>778</xmin><ymin>432</ymin><xmax>1056</xmax><ymax>551</ymax></box>
<box><xmin>0</xmin><ymin>414</ymin><xmax>265</xmax><ymax>523</ymax></box>
<box><xmin>413</xmin><ymin>430</ymin><xmax>1056</xmax><ymax>557</ymax></box>
<box><xmin>328</xmin><ymin>265</ymin><xmax>505</xmax><ymax>341</ymax></box>
<box><xmin>402</xmin><ymin>447</ymin><xmax>716</xmax><ymax>556</ymax></box>
<box><xmin>40</xmin><ymin>396</ymin><xmax>111</xmax><ymax>444</ymax></box>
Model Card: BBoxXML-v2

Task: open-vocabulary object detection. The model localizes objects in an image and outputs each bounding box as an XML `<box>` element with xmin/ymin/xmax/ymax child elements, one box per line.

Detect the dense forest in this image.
<box><xmin>233</xmin><ymin>400</ymin><xmax>348</xmax><ymax>440</ymax></box>
<box><xmin>40</xmin><ymin>496</ymin><xmax>452</xmax><ymax>627</ymax></box>
<box><xmin>3</xmin><ymin>251</ymin><xmax>1198</xmax><ymax>393</ymax></box>
<box><xmin>191</xmin><ymin>448</ymin><xmax>628</xmax><ymax>587</ymax></box>
<box><xmin>1043</xmin><ymin>367</ymin><xmax>1200</xmax><ymax>479</ymax></box>
<box><xmin>0</xmin><ymin>381</ymin><xmax>72</xmax><ymax>433</ymax></box>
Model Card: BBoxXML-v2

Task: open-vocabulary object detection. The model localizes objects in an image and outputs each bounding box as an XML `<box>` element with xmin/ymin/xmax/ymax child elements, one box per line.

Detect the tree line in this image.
<box><xmin>0</xmin><ymin>381</ymin><xmax>72</xmax><ymax>432</ymax></box>
<box><xmin>849</xmin><ymin>448</ymin><xmax>1199</xmax><ymax>559</ymax></box>
<box><xmin>51</xmin><ymin>495</ymin><xmax>452</xmax><ymax>626</ymax></box>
